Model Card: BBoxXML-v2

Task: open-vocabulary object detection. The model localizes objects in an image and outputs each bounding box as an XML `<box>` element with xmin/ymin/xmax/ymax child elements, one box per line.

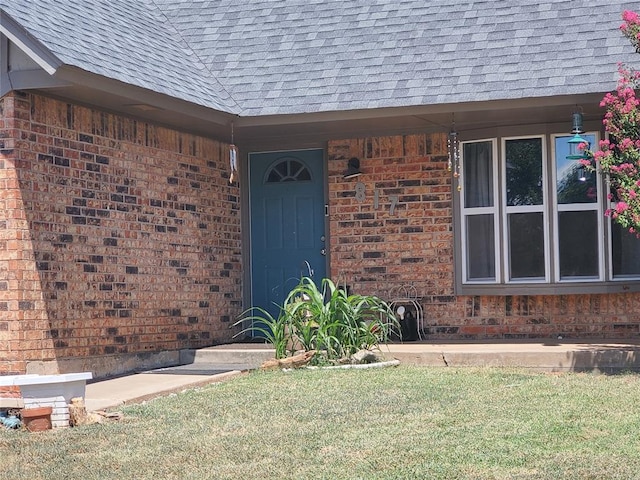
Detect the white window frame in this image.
<box><xmin>457</xmin><ymin>130</ymin><xmax>640</xmax><ymax>293</ymax></box>
<box><xmin>502</xmin><ymin>135</ymin><xmax>550</xmax><ymax>283</ymax></box>
<box><xmin>550</xmin><ymin>132</ymin><xmax>604</xmax><ymax>283</ymax></box>
<box><xmin>459</xmin><ymin>139</ymin><xmax>500</xmax><ymax>284</ymax></box>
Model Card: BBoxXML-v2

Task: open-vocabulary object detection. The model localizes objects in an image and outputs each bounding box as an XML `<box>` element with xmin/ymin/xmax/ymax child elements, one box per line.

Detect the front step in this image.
<box><xmin>179</xmin><ymin>345</ymin><xmax>276</xmax><ymax>370</ymax></box>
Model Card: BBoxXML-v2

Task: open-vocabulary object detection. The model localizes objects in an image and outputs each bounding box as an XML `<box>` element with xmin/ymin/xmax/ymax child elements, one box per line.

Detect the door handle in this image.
<box><xmin>320</xmin><ymin>248</ymin><xmax>326</xmax><ymax>256</ymax></box>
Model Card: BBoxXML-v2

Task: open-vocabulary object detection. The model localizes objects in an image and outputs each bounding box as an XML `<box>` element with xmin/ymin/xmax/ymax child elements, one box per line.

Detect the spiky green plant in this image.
<box><xmin>233</xmin><ymin>306</ymin><xmax>289</xmax><ymax>359</ymax></box>
<box><xmin>235</xmin><ymin>277</ymin><xmax>399</xmax><ymax>364</ymax></box>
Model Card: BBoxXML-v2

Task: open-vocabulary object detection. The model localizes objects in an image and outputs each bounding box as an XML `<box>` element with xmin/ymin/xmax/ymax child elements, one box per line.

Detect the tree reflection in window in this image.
<box><xmin>555</xmin><ymin>134</ymin><xmax>597</xmax><ymax>204</ymax></box>
<box><xmin>266</xmin><ymin>158</ymin><xmax>312</xmax><ymax>183</ymax></box>
<box><xmin>505</xmin><ymin>138</ymin><xmax>543</xmax><ymax>206</ymax></box>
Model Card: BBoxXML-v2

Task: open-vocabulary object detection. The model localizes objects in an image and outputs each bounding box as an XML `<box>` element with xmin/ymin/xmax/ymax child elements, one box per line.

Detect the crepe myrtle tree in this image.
<box><xmin>582</xmin><ymin>10</ymin><xmax>640</xmax><ymax>235</ymax></box>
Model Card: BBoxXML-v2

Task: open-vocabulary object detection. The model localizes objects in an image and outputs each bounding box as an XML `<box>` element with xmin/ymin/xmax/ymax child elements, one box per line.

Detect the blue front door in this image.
<box><xmin>249</xmin><ymin>149</ymin><xmax>327</xmax><ymax>323</ymax></box>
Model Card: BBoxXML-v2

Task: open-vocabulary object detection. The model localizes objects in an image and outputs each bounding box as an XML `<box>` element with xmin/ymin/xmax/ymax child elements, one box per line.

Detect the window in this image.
<box><xmin>504</xmin><ymin>136</ymin><xmax>547</xmax><ymax>282</ymax></box>
<box><xmin>458</xmin><ymin>132</ymin><xmax>640</xmax><ymax>293</ymax></box>
<box><xmin>265</xmin><ymin>158</ymin><xmax>311</xmax><ymax>183</ymax></box>
<box><xmin>461</xmin><ymin>140</ymin><xmax>499</xmax><ymax>282</ymax></box>
<box><xmin>552</xmin><ymin>133</ymin><xmax>602</xmax><ymax>281</ymax></box>
<box><xmin>611</xmin><ymin>222</ymin><xmax>640</xmax><ymax>278</ymax></box>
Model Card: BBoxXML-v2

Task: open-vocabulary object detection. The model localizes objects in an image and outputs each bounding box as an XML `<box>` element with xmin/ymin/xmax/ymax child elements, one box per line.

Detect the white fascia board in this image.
<box><xmin>0</xmin><ymin>10</ymin><xmax>61</xmax><ymax>76</ymax></box>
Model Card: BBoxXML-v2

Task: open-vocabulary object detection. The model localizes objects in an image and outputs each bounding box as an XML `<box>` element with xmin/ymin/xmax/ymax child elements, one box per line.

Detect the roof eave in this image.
<box><xmin>0</xmin><ymin>9</ymin><xmax>61</xmax><ymax>75</ymax></box>
<box><xmin>236</xmin><ymin>92</ymin><xmax>609</xmax><ymax>128</ymax></box>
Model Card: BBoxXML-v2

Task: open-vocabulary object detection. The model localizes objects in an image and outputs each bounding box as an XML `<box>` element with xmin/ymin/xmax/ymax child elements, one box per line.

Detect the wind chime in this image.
<box><xmin>229</xmin><ymin>122</ymin><xmax>238</xmax><ymax>184</ymax></box>
<box><xmin>447</xmin><ymin>116</ymin><xmax>461</xmax><ymax>192</ymax></box>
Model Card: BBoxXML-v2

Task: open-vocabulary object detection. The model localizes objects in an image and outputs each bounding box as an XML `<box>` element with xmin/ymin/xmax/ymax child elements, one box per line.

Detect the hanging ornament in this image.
<box><xmin>448</xmin><ymin>116</ymin><xmax>461</xmax><ymax>192</ymax></box>
<box><xmin>446</xmin><ymin>132</ymin><xmax>453</xmax><ymax>172</ymax></box>
<box><xmin>229</xmin><ymin>122</ymin><xmax>238</xmax><ymax>184</ymax></box>
<box><xmin>229</xmin><ymin>143</ymin><xmax>238</xmax><ymax>184</ymax></box>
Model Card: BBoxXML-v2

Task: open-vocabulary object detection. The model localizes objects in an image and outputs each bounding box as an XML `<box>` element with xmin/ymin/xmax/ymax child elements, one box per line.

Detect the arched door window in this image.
<box><xmin>265</xmin><ymin>158</ymin><xmax>312</xmax><ymax>183</ymax></box>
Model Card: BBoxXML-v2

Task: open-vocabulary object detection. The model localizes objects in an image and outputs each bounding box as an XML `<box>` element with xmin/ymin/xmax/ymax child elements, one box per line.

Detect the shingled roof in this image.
<box><xmin>0</xmin><ymin>0</ymin><xmax>237</xmax><ymax>112</ymax></box>
<box><xmin>1</xmin><ymin>0</ymin><xmax>638</xmax><ymax>118</ymax></box>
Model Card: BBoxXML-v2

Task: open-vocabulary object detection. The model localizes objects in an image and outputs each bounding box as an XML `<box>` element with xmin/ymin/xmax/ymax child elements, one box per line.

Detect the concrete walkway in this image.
<box><xmin>85</xmin><ymin>370</ymin><xmax>245</xmax><ymax>412</ymax></box>
<box><xmin>84</xmin><ymin>339</ymin><xmax>640</xmax><ymax>412</ymax></box>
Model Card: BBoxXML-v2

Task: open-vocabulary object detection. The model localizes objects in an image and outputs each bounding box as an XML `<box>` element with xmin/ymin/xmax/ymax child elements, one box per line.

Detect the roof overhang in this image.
<box><xmin>1</xmin><ymin>10</ymin><xmax>609</xmax><ymax>147</ymax></box>
<box><xmin>233</xmin><ymin>92</ymin><xmax>608</xmax><ymax>149</ymax></box>
<box><xmin>38</xmin><ymin>66</ymin><xmax>238</xmax><ymax>139</ymax></box>
<box><xmin>0</xmin><ymin>13</ymin><xmax>238</xmax><ymax>139</ymax></box>
<box><xmin>6</xmin><ymin>75</ymin><xmax>609</xmax><ymax>148</ymax></box>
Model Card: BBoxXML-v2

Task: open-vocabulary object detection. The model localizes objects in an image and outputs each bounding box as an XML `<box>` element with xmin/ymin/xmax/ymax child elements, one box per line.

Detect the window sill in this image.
<box><xmin>455</xmin><ymin>281</ymin><xmax>640</xmax><ymax>296</ymax></box>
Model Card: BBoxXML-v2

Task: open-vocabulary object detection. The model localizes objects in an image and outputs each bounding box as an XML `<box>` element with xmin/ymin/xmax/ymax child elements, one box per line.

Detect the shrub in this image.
<box><xmin>582</xmin><ymin>10</ymin><xmax>640</xmax><ymax>234</ymax></box>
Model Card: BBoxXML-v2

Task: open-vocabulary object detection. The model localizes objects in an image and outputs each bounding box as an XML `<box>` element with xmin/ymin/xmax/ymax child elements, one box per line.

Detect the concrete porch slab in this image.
<box><xmin>82</xmin><ymin>340</ymin><xmax>640</xmax><ymax>412</ymax></box>
<box><xmin>379</xmin><ymin>340</ymin><xmax>640</xmax><ymax>373</ymax></box>
<box><xmin>182</xmin><ymin>340</ymin><xmax>640</xmax><ymax>373</ymax></box>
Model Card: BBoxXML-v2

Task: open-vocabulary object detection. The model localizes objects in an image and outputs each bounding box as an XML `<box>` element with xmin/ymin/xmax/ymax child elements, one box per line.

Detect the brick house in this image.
<box><xmin>2</xmin><ymin>1</ymin><xmax>640</xmax><ymax>378</ymax></box>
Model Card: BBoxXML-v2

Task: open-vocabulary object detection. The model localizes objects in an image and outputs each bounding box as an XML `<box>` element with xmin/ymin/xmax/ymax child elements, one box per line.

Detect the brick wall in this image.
<box><xmin>328</xmin><ymin>134</ymin><xmax>452</xmax><ymax>295</ymax></box>
<box><xmin>0</xmin><ymin>92</ymin><xmax>242</xmax><ymax>377</ymax></box>
<box><xmin>328</xmin><ymin>134</ymin><xmax>640</xmax><ymax>339</ymax></box>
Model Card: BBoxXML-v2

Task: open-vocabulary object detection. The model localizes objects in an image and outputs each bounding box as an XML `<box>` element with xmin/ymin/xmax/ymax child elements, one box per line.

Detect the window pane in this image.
<box><xmin>466</xmin><ymin>214</ymin><xmax>495</xmax><ymax>280</ymax></box>
<box><xmin>508</xmin><ymin>212</ymin><xmax>545</xmax><ymax>279</ymax></box>
<box><xmin>558</xmin><ymin>211</ymin><xmax>599</xmax><ymax>278</ymax></box>
<box><xmin>555</xmin><ymin>134</ymin><xmax>597</xmax><ymax>204</ymax></box>
<box><xmin>611</xmin><ymin>223</ymin><xmax>640</xmax><ymax>277</ymax></box>
<box><xmin>505</xmin><ymin>138</ymin><xmax>543</xmax><ymax>206</ymax></box>
<box><xmin>463</xmin><ymin>142</ymin><xmax>493</xmax><ymax>208</ymax></box>
<box><xmin>266</xmin><ymin>159</ymin><xmax>311</xmax><ymax>183</ymax></box>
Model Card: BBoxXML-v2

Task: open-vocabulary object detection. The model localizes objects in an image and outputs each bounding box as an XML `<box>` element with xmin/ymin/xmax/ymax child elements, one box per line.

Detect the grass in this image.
<box><xmin>2</xmin><ymin>366</ymin><xmax>640</xmax><ymax>479</ymax></box>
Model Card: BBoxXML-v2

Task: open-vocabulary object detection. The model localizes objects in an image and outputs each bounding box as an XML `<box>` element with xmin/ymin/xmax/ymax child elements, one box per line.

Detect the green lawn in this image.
<box><xmin>2</xmin><ymin>366</ymin><xmax>640</xmax><ymax>479</ymax></box>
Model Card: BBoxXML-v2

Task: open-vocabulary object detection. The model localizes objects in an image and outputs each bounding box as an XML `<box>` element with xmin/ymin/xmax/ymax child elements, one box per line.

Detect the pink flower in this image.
<box><xmin>623</xmin><ymin>10</ymin><xmax>640</xmax><ymax>24</ymax></box>
<box><xmin>620</xmin><ymin>137</ymin><xmax>635</xmax><ymax>150</ymax></box>
<box><xmin>601</xmin><ymin>93</ymin><xmax>616</xmax><ymax>107</ymax></box>
<box><xmin>616</xmin><ymin>202</ymin><xmax>630</xmax><ymax>214</ymax></box>
<box><xmin>593</xmin><ymin>151</ymin><xmax>609</xmax><ymax>163</ymax></box>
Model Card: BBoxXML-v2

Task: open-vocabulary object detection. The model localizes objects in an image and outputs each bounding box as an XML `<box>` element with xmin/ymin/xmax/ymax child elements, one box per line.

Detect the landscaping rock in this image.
<box><xmin>351</xmin><ymin>349</ymin><xmax>386</xmax><ymax>364</ymax></box>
